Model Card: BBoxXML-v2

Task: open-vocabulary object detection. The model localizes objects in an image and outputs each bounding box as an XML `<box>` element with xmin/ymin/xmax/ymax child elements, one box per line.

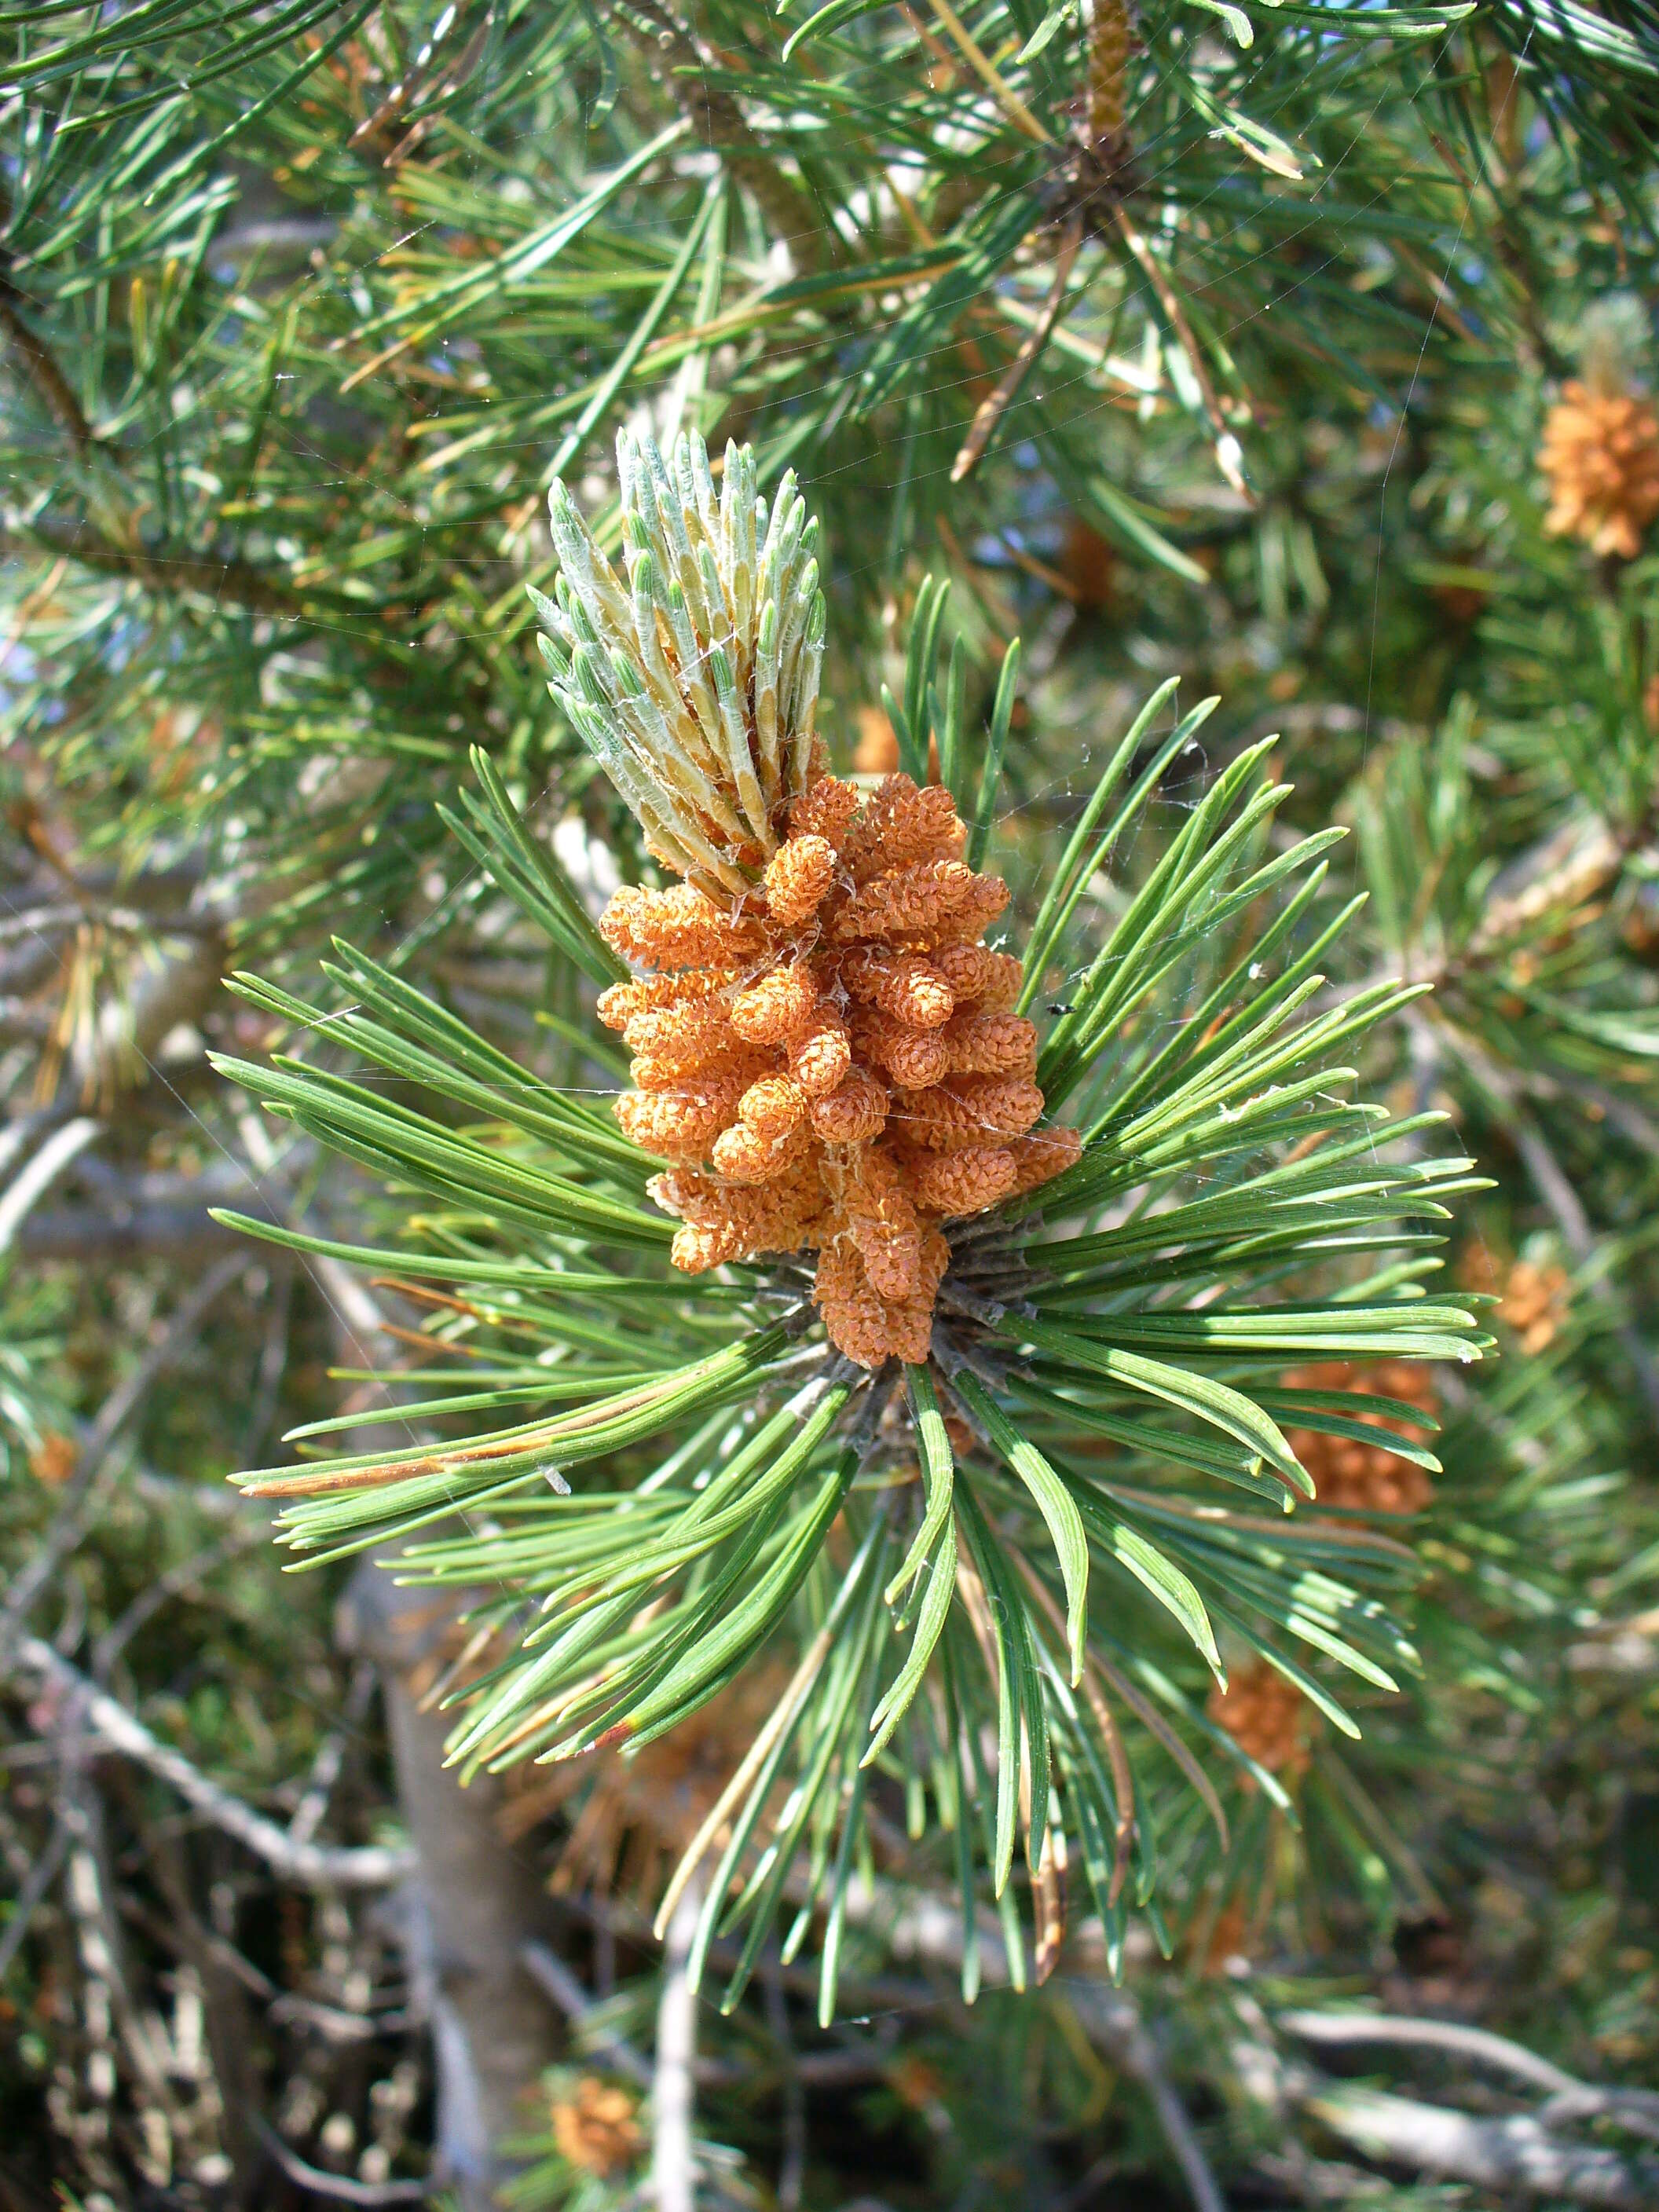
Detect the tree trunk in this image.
<box><xmin>338</xmin><ymin>1562</ymin><xmax>562</xmax><ymax>2210</ymax></box>
<box><xmin>322</xmin><ymin>1251</ymin><xmax>562</xmax><ymax>2210</ymax></box>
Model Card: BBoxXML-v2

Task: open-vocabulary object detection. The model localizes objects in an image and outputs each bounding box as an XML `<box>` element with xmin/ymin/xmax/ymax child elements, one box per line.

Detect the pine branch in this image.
<box><xmin>622</xmin><ymin>0</ymin><xmax>831</xmax><ymax>270</ymax></box>
<box><xmin>0</xmin><ymin>280</ymin><xmax>93</xmax><ymax>451</ymax></box>
<box><xmin>1</xmin><ymin>512</ymin><xmax>309</xmax><ymax>618</ymax></box>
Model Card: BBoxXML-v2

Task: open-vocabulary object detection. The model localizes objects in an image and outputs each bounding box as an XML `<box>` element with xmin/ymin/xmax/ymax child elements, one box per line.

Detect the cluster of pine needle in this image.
<box><xmin>214</xmin><ymin>430</ymin><xmax>1494</xmax><ymax>2024</ymax></box>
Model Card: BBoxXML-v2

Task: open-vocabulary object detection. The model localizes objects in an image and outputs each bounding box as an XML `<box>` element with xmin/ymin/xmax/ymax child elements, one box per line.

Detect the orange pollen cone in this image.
<box><xmin>599</xmin><ymin>771</ymin><xmax>1079</xmax><ymax>1367</ymax></box>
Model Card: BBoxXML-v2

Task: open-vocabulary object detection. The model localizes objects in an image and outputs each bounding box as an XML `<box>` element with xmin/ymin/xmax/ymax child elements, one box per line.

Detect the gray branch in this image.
<box><xmin>1306</xmin><ymin>2084</ymin><xmax>1659</xmax><ymax>2208</ymax></box>
<box><xmin>14</xmin><ymin>1200</ymin><xmax>257</xmax><ymax>1260</ymax></box>
<box><xmin>522</xmin><ymin>1940</ymin><xmax>654</xmax><ymax>2087</ymax></box>
<box><xmin>0</xmin><ymin>1112</ymin><xmax>100</xmax><ymax>1251</ymax></box>
<box><xmin>9</xmin><ymin>1635</ymin><xmax>413</xmax><ymax>1889</ymax></box>
<box><xmin>654</xmin><ymin>1885</ymin><xmax>701</xmax><ymax>2212</ymax></box>
<box><xmin>0</xmin><ymin>1251</ymin><xmax>251</xmax><ymax>1666</ymax></box>
<box><xmin>1280</xmin><ymin>2009</ymin><xmax>1659</xmax><ymax>2139</ymax></box>
<box><xmin>1075</xmin><ymin>1989</ymin><xmax>1229</xmax><ymax>2212</ymax></box>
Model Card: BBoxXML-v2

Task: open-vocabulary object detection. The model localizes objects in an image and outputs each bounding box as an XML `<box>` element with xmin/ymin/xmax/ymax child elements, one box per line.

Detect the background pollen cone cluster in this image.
<box><xmin>1282</xmin><ymin>1358</ymin><xmax>1438</xmax><ymax>1516</ymax></box>
<box><xmin>1208</xmin><ymin>1659</ymin><xmax>1317</xmax><ymax>1788</ymax></box>
<box><xmin>599</xmin><ymin>770</ymin><xmax>1080</xmax><ymax>1367</ymax></box>
<box><xmin>537</xmin><ymin>429</ymin><xmax>1079</xmax><ymax>1367</ymax></box>
<box><xmin>549</xmin><ymin>2078</ymin><xmax>643</xmax><ymax>2179</ymax></box>
<box><xmin>1538</xmin><ymin>379</ymin><xmax>1659</xmax><ymax>560</ymax></box>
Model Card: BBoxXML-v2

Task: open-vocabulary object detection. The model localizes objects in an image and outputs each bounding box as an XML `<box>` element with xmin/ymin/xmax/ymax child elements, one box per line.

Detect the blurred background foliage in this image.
<box><xmin>4</xmin><ymin>0</ymin><xmax>1659</xmax><ymax>2206</ymax></box>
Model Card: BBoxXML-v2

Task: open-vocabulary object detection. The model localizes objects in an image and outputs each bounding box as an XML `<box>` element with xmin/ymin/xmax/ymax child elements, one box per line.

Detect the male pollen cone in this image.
<box><xmin>1208</xmin><ymin>1658</ymin><xmax>1315</xmax><ymax>1788</ymax></box>
<box><xmin>599</xmin><ymin>771</ymin><xmax>1079</xmax><ymax>1368</ymax></box>
<box><xmin>1539</xmin><ymin>379</ymin><xmax>1659</xmax><ymax>561</ymax></box>
<box><xmin>539</xmin><ymin>429</ymin><xmax>1077</xmax><ymax>1366</ymax></box>
<box><xmin>1283</xmin><ymin>1358</ymin><xmax>1437</xmax><ymax>1516</ymax></box>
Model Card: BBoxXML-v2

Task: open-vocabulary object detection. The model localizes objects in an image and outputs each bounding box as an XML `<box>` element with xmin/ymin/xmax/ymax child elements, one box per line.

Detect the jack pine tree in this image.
<box><xmin>4</xmin><ymin>3</ymin><xmax>1659</xmax><ymax>2207</ymax></box>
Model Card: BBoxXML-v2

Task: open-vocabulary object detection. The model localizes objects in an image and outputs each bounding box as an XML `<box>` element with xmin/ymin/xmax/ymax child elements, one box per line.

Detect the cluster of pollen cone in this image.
<box><xmin>1283</xmin><ymin>1359</ymin><xmax>1437</xmax><ymax>1517</ymax></box>
<box><xmin>597</xmin><ymin>771</ymin><xmax>1082</xmax><ymax>1365</ymax></box>
<box><xmin>537</xmin><ymin>430</ymin><xmax>1079</xmax><ymax>1368</ymax></box>
<box><xmin>1538</xmin><ymin>376</ymin><xmax>1659</xmax><ymax>562</ymax></box>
